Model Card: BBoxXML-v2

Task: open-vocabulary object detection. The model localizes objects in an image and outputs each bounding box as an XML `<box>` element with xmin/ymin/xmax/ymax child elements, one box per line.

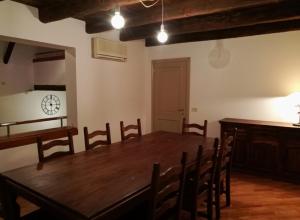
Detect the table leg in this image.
<box><xmin>0</xmin><ymin>177</ymin><xmax>20</xmax><ymax>220</ymax></box>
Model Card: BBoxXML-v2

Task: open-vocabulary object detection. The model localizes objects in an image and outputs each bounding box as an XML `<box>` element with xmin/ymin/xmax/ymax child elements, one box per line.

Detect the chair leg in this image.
<box><xmin>207</xmin><ymin>192</ymin><xmax>213</xmax><ymax>220</ymax></box>
<box><xmin>226</xmin><ymin>170</ymin><xmax>231</xmax><ymax>207</ymax></box>
<box><xmin>215</xmin><ymin>180</ymin><xmax>221</xmax><ymax>220</ymax></box>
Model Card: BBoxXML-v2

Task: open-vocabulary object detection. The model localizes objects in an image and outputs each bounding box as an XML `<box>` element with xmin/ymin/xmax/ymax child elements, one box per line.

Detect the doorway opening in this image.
<box><xmin>0</xmin><ymin>35</ymin><xmax>77</xmax><ymax>136</ymax></box>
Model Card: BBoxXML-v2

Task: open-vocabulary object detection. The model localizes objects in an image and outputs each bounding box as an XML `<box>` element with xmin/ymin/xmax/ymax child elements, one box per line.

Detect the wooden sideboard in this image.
<box><xmin>220</xmin><ymin>118</ymin><xmax>300</xmax><ymax>182</ymax></box>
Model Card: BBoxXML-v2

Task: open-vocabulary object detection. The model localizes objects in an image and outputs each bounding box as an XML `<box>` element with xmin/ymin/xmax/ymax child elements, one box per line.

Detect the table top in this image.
<box><xmin>1</xmin><ymin>131</ymin><xmax>216</xmax><ymax>219</ymax></box>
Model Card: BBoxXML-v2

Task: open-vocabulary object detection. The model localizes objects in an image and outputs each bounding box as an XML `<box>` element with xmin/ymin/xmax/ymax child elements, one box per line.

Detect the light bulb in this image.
<box><xmin>157</xmin><ymin>24</ymin><xmax>168</xmax><ymax>43</ymax></box>
<box><xmin>111</xmin><ymin>11</ymin><xmax>125</xmax><ymax>29</ymax></box>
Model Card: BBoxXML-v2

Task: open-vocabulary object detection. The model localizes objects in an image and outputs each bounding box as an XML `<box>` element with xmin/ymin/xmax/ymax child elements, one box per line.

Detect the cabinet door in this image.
<box><xmin>232</xmin><ymin>129</ymin><xmax>248</xmax><ymax>168</ymax></box>
<box><xmin>221</xmin><ymin>125</ymin><xmax>248</xmax><ymax>168</ymax></box>
<box><xmin>248</xmin><ymin>129</ymin><xmax>280</xmax><ymax>174</ymax></box>
<box><xmin>282</xmin><ymin>132</ymin><xmax>300</xmax><ymax>180</ymax></box>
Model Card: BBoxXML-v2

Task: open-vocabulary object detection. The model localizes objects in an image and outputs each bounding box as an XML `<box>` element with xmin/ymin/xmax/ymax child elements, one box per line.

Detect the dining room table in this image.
<box><xmin>0</xmin><ymin>131</ymin><xmax>217</xmax><ymax>220</ymax></box>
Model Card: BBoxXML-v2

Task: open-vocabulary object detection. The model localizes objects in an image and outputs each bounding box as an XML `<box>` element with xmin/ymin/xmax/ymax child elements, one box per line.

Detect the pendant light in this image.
<box><xmin>111</xmin><ymin>6</ymin><xmax>125</xmax><ymax>29</ymax></box>
<box><xmin>157</xmin><ymin>0</ymin><xmax>168</xmax><ymax>43</ymax></box>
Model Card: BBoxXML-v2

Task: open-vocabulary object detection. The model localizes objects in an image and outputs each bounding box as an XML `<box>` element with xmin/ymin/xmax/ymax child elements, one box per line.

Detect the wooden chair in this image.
<box><xmin>36</xmin><ymin>131</ymin><xmax>74</xmax><ymax>163</ymax></box>
<box><xmin>185</xmin><ymin>138</ymin><xmax>219</xmax><ymax>220</ymax></box>
<box><xmin>148</xmin><ymin>152</ymin><xmax>188</xmax><ymax>220</ymax></box>
<box><xmin>214</xmin><ymin>133</ymin><xmax>235</xmax><ymax>219</ymax></box>
<box><xmin>182</xmin><ymin>118</ymin><xmax>207</xmax><ymax>137</ymax></box>
<box><xmin>120</xmin><ymin>118</ymin><xmax>142</xmax><ymax>141</ymax></box>
<box><xmin>84</xmin><ymin>123</ymin><xmax>111</xmax><ymax>151</ymax></box>
<box><xmin>0</xmin><ymin>202</ymin><xmax>3</xmax><ymax>218</ymax></box>
<box><xmin>222</xmin><ymin>128</ymin><xmax>238</xmax><ymax>207</ymax></box>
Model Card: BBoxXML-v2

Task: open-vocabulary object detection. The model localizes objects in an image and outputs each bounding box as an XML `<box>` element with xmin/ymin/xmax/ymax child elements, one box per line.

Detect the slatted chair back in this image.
<box><xmin>37</xmin><ymin>131</ymin><xmax>74</xmax><ymax>163</ymax></box>
<box><xmin>225</xmin><ymin>128</ymin><xmax>238</xmax><ymax>171</ymax></box>
<box><xmin>218</xmin><ymin>133</ymin><xmax>234</xmax><ymax>175</ymax></box>
<box><xmin>84</xmin><ymin>123</ymin><xmax>111</xmax><ymax>151</ymax></box>
<box><xmin>120</xmin><ymin>118</ymin><xmax>142</xmax><ymax>141</ymax></box>
<box><xmin>182</xmin><ymin>118</ymin><xmax>207</xmax><ymax>137</ymax></box>
<box><xmin>187</xmin><ymin>138</ymin><xmax>219</xmax><ymax>220</ymax></box>
<box><xmin>149</xmin><ymin>152</ymin><xmax>188</xmax><ymax>220</ymax></box>
<box><xmin>214</xmin><ymin>133</ymin><xmax>234</xmax><ymax>219</ymax></box>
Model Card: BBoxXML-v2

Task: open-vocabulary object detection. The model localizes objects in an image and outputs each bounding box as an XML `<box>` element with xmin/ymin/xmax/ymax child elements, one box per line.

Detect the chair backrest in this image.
<box><xmin>217</xmin><ymin>133</ymin><xmax>234</xmax><ymax>175</ymax></box>
<box><xmin>37</xmin><ymin>131</ymin><xmax>74</xmax><ymax>162</ymax></box>
<box><xmin>193</xmin><ymin>138</ymin><xmax>219</xmax><ymax>198</ymax></box>
<box><xmin>84</xmin><ymin>123</ymin><xmax>111</xmax><ymax>151</ymax></box>
<box><xmin>120</xmin><ymin>118</ymin><xmax>142</xmax><ymax>141</ymax></box>
<box><xmin>149</xmin><ymin>152</ymin><xmax>188</xmax><ymax>220</ymax></box>
<box><xmin>226</xmin><ymin>128</ymin><xmax>238</xmax><ymax>169</ymax></box>
<box><xmin>182</xmin><ymin>118</ymin><xmax>208</xmax><ymax>137</ymax></box>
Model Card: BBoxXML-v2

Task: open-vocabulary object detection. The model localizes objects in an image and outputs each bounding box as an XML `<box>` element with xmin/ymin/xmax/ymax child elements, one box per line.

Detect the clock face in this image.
<box><xmin>41</xmin><ymin>94</ymin><xmax>61</xmax><ymax>115</ymax></box>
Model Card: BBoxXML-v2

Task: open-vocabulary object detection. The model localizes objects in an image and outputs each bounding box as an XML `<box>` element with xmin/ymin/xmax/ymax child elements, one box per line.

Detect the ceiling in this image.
<box><xmin>9</xmin><ymin>0</ymin><xmax>300</xmax><ymax>46</ymax></box>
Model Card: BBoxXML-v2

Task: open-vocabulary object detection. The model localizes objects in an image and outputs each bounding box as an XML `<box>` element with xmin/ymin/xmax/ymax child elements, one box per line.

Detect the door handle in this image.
<box><xmin>178</xmin><ymin>109</ymin><xmax>184</xmax><ymax>112</ymax></box>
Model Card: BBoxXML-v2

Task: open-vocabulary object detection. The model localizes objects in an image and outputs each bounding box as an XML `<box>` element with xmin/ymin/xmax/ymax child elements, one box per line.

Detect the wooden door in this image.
<box><xmin>152</xmin><ymin>58</ymin><xmax>190</xmax><ymax>133</ymax></box>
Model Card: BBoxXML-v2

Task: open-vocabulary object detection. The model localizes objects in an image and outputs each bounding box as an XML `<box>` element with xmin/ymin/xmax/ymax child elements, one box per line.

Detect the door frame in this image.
<box><xmin>151</xmin><ymin>57</ymin><xmax>191</xmax><ymax>132</ymax></box>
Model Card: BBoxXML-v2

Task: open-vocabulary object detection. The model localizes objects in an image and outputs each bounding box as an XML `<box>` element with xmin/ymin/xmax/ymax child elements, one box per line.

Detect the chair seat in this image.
<box><xmin>21</xmin><ymin>209</ymin><xmax>62</xmax><ymax>220</ymax></box>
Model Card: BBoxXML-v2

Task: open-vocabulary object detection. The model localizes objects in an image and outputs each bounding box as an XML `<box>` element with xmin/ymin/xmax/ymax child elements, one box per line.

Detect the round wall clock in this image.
<box><xmin>41</xmin><ymin>94</ymin><xmax>61</xmax><ymax>115</ymax></box>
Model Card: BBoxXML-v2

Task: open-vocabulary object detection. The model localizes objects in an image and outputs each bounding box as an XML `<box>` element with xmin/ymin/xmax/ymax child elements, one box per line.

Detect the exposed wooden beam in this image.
<box><xmin>10</xmin><ymin>0</ymin><xmax>42</xmax><ymax>7</ymax></box>
<box><xmin>120</xmin><ymin>1</ymin><xmax>300</xmax><ymax>41</ymax></box>
<box><xmin>3</xmin><ymin>42</ymin><xmax>15</xmax><ymax>64</ymax></box>
<box><xmin>146</xmin><ymin>19</ymin><xmax>300</xmax><ymax>46</ymax></box>
<box><xmin>86</xmin><ymin>0</ymin><xmax>280</xmax><ymax>33</ymax></box>
<box><xmin>39</xmin><ymin>0</ymin><xmax>141</xmax><ymax>23</ymax></box>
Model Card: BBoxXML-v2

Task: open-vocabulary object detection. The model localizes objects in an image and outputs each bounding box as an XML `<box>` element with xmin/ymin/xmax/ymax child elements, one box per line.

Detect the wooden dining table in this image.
<box><xmin>0</xmin><ymin>131</ymin><xmax>216</xmax><ymax>220</ymax></box>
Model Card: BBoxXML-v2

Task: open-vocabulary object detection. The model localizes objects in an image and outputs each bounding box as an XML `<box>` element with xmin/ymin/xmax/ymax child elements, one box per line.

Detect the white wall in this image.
<box><xmin>0</xmin><ymin>43</ymin><xmax>35</xmax><ymax>96</ymax></box>
<box><xmin>145</xmin><ymin>32</ymin><xmax>300</xmax><ymax>137</ymax></box>
<box><xmin>34</xmin><ymin>60</ymin><xmax>66</xmax><ymax>85</ymax></box>
<box><xmin>0</xmin><ymin>91</ymin><xmax>67</xmax><ymax>134</ymax></box>
<box><xmin>0</xmin><ymin>1</ymin><xmax>146</xmax><ymax>172</ymax></box>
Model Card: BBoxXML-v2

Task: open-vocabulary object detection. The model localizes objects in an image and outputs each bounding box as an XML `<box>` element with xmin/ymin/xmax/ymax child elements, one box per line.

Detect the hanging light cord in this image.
<box><xmin>161</xmin><ymin>0</ymin><xmax>164</xmax><ymax>25</ymax></box>
<box><xmin>139</xmin><ymin>0</ymin><xmax>160</xmax><ymax>8</ymax></box>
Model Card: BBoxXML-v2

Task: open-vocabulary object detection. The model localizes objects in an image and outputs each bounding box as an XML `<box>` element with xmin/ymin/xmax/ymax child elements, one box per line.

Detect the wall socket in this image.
<box><xmin>191</xmin><ymin>107</ymin><xmax>198</xmax><ymax>112</ymax></box>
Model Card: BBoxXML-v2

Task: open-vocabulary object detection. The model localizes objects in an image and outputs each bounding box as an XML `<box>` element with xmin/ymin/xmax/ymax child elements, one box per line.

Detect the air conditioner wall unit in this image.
<box><xmin>92</xmin><ymin>38</ymin><xmax>127</xmax><ymax>62</ymax></box>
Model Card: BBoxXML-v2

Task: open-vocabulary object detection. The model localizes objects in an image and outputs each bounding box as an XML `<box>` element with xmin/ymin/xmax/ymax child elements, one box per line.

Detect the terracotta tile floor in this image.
<box><xmin>2</xmin><ymin>172</ymin><xmax>300</xmax><ymax>219</ymax></box>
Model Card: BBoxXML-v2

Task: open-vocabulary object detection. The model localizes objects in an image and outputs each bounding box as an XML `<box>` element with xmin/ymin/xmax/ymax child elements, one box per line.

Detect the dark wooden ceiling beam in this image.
<box><xmin>146</xmin><ymin>19</ymin><xmax>300</xmax><ymax>46</ymax></box>
<box><xmin>120</xmin><ymin>0</ymin><xmax>300</xmax><ymax>41</ymax></box>
<box><xmin>3</xmin><ymin>42</ymin><xmax>15</xmax><ymax>64</ymax></box>
<box><xmin>10</xmin><ymin>0</ymin><xmax>42</xmax><ymax>7</ymax></box>
<box><xmin>86</xmin><ymin>0</ymin><xmax>280</xmax><ymax>33</ymax></box>
<box><xmin>39</xmin><ymin>0</ymin><xmax>142</xmax><ymax>23</ymax></box>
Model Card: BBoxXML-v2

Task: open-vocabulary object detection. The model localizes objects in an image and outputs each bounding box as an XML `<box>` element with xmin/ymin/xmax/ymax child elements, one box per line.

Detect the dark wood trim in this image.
<box><xmin>145</xmin><ymin>19</ymin><xmax>300</xmax><ymax>46</ymax></box>
<box><xmin>3</xmin><ymin>42</ymin><xmax>15</xmax><ymax>64</ymax></box>
<box><xmin>0</xmin><ymin>127</ymin><xmax>78</xmax><ymax>150</ymax></box>
<box><xmin>33</xmin><ymin>55</ymin><xmax>65</xmax><ymax>63</ymax></box>
<box><xmin>120</xmin><ymin>1</ymin><xmax>300</xmax><ymax>41</ymax></box>
<box><xmin>34</xmin><ymin>85</ymin><xmax>66</xmax><ymax>91</ymax></box>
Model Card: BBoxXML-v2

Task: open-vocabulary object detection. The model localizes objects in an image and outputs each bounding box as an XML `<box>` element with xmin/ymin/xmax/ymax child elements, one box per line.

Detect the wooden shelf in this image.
<box><xmin>0</xmin><ymin>126</ymin><xmax>78</xmax><ymax>150</ymax></box>
<box><xmin>34</xmin><ymin>85</ymin><xmax>66</xmax><ymax>91</ymax></box>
